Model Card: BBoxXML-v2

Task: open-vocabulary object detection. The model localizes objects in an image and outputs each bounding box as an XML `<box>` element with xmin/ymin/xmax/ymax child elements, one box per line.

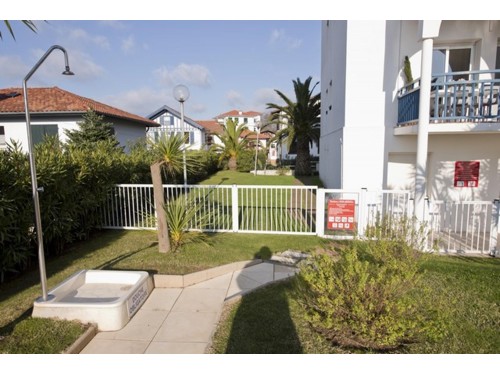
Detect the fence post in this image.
<box><xmin>316</xmin><ymin>188</ymin><xmax>325</xmax><ymax>237</ymax></box>
<box><xmin>358</xmin><ymin>188</ymin><xmax>367</xmax><ymax>238</ymax></box>
<box><xmin>232</xmin><ymin>184</ymin><xmax>239</xmax><ymax>233</ymax></box>
<box><xmin>490</xmin><ymin>199</ymin><xmax>499</xmax><ymax>256</ymax></box>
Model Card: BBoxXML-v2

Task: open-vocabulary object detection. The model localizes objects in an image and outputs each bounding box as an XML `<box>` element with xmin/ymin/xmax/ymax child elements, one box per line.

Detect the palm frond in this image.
<box><xmin>1</xmin><ymin>20</ymin><xmax>38</xmax><ymax>40</ymax></box>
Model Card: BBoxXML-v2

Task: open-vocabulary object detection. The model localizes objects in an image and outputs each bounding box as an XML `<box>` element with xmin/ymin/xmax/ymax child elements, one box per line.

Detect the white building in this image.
<box><xmin>215</xmin><ymin>109</ymin><xmax>262</xmax><ymax>132</ymax></box>
<box><xmin>147</xmin><ymin>105</ymin><xmax>208</xmax><ymax>150</ymax></box>
<box><xmin>213</xmin><ymin>109</ymin><xmax>277</xmax><ymax>163</ymax></box>
<box><xmin>320</xmin><ymin>21</ymin><xmax>500</xmax><ymax>211</ymax></box>
<box><xmin>0</xmin><ymin>86</ymin><xmax>156</xmax><ymax>151</ymax></box>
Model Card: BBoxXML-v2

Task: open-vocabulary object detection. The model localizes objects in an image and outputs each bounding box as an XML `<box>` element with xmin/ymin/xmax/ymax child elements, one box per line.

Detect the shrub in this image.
<box><xmin>235</xmin><ymin>149</ymin><xmax>266</xmax><ymax>172</ymax></box>
<box><xmin>188</xmin><ymin>149</ymin><xmax>220</xmax><ymax>183</ymax></box>
<box><xmin>295</xmin><ymin>239</ymin><xmax>444</xmax><ymax>350</ymax></box>
<box><xmin>0</xmin><ymin>142</ymin><xmax>33</xmax><ymax>280</ymax></box>
<box><xmin>163</xmin><ymin>197</ymin><xmax>208</xmax><ymax>251</ymax></box>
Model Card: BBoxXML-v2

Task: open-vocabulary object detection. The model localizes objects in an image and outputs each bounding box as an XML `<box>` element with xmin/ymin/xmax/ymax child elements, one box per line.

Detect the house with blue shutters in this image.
<box><xmin>147</xmin><ymin>105</ymin><xmax>209</xmax><ymax>150</ymax></box>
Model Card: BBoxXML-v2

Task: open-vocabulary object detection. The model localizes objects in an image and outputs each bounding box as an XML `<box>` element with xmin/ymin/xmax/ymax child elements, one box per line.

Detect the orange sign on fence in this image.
<box><xmin>327</xmin><ymin>199</ymin><xmax>356</xmax><ymax>231</ymax></box>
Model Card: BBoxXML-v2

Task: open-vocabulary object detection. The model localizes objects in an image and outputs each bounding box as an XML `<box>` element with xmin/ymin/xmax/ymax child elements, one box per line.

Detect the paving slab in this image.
<box><xmin>187</xmin><ymin>273</ymin><xmax>233</xmax><ymax>290</ymax></box>
<box><xmin>171</xmin><ymin>288</ymin><xmax>227</xmax><ymax>313</ymax></box>
<box><xmin>145</xmin><ymin>342</ymin><xmax>207</xmax><ymax>354</ymax></box>
<box><xmin>80</xmin><ymin>338</ymin><xmax>149</xmax><ymax>354</ymax></box>
<box><xmin>153</xmin><ymin>311</ymin><xmax>219</xmax><ymax>343</ymax></box>
<box><xmin>140</xmin><ymin>288</ymin><xmax>182</xmax><ymax>311</ymax></box>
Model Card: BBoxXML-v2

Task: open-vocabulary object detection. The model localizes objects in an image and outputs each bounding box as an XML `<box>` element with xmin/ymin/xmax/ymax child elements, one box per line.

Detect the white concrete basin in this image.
<box><xmin>32</xmin><ymin>270</ymin><xmax>153</xmax><ymax>331</ymax></box>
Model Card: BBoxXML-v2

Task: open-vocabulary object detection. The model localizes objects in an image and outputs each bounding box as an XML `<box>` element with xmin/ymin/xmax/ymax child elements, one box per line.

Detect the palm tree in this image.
<box><xmin>267</xmin><ymin>76</ymin><xmax>320</xmax><ymax>176</ymax></box>
<box><xmin>149</xmin><ymin>133</ymin><xmax>197</xmax><ymax>253</ymax></box>
<box><xmin>1</xmin><ymin>21</ymin><xmax>37</xmax><ymax>40</ymax></box>
<box><xmin>214</xmin><ymin>118</ymin><xmax>249</xmax><ymax>171</ymax></box>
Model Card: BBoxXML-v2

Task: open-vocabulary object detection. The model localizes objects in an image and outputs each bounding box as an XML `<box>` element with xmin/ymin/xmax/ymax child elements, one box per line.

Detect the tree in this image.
<box><xmin>1</xmin><ymin>21</ymin><xmax>37</xmax><ymax>40</ymax></box>
<box><xmin>267</xmin><ymin>76</ymin><xmax>320</xmax><ymax>176</ymax></box>
<box><xmin>214</xmin><ymin>118</ymin><xmax>249</xmax><ymax>171</ymax></box>
<box><xmin>149</xmin><ymin>133</ymin><xmax>198</xmax><ymax>253</ymax></box>
<box><xmin>65</xmin><ymin>109</ymin><xmax>119</xmax><ymax>149</ymax></box>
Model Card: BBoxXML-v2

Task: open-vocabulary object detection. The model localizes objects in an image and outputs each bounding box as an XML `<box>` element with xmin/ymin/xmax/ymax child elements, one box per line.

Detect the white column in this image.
<box><xmin>414</xmin><ymin>37</ymin><xmax>434</xmax><ymax>221</ymax></box>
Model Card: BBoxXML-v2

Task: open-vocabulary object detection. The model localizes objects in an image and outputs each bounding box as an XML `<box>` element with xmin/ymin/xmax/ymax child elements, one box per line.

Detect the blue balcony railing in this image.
<box><xmin>397</xmin><ymin>69</ymin><xmax>500</xmax><ymax>125</ymax></box>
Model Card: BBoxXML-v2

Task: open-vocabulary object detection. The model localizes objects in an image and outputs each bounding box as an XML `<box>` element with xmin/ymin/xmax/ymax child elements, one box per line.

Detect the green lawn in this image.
<box><xmin>209</xmin><ymin>255</ymin><xmax>500</xmax><ymax>354</ymax></box>
<box><xmin>0</xmin><ymin>229</ymin><xmax>326</xmax><ymax>352</ymax></box>
<box><xmin>199</xmin><ymin>170</ymin><xmax>298</xmax><ymax>186</ymax></box>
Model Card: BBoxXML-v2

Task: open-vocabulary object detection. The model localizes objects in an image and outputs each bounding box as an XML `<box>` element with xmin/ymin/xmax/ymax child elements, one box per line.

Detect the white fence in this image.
<box><xmin>100</xmin><ymin>184</ymin><xmax>499</xmax><ymax>254</ymax></box>
<box><xmin>100</xmin><ymin>184</ymin><xmax>317</xmax><ymax>235</ymax></box>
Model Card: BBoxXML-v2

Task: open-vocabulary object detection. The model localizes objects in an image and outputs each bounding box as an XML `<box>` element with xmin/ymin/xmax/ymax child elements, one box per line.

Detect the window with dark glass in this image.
<box><xmin>432</xmin><ymin>47</ymin><xmax>472</xmax><ymax>80</ymax></box>
<box><xmin>31</xmin><ymin>124</ymin><xmax>58</xmax><ymax>145</ymax></box>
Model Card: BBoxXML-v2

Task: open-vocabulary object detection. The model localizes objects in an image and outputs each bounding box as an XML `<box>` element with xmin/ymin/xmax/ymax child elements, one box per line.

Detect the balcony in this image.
<box><xmin>396</xmin><ymin>70</ymin><xmax>500</xmax><ymax>134</ymax></box>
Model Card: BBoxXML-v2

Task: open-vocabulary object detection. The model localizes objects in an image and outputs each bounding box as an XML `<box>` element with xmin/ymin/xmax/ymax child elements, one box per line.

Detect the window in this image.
<box><xmin>0</xmin><ymin>126</ymin><xmax>5</xmax><ymax>146</ymax></box>
<box><xmin>243</xmin><ymin>118</ymin><xmax>248</xmax><ymax>123</ymax></box>
<box><xmin>31</xmin><ymin>125</ymin><xmax>58</xmax><ymax>145</ymax></box>
<box><xmin>184</xmin><ymin>131</ymin><xmax>190</xmax><ymax>144</ymax></box>
<box><xmin>495</xmin><ymin>44</ymin><xmax>500</xmax><ymax>79</ymax></box>
<box><xmin>432</xmin><ymin>46</ymin><xmax>472</xmax><ymax>80</ymax></box>
<box><xmin>170</xmin><ymin>116</ymin><xmax>174</xmax><ymax>126</ymax></box>
<box><xmin>159</xmin><ymin>116</ymin><xmax>165</xmax><ymax>126</ymax></box>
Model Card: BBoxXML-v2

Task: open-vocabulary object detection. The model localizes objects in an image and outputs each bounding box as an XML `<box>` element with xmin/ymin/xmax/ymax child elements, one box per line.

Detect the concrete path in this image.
<box><xmin>80</xmin><ymin>262</ymin><xmax>297</xmax><ymax>354</ymax></box>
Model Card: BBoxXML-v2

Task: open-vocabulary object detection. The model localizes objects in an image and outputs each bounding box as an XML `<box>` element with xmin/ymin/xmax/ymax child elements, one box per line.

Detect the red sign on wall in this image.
<box><xmin>454</xmin><ymin>161</ymin><xmax>480</xmax><ymax>188</ymax></box>
<box><xmin>327</xmin><ymin>199</ymin><xmax>356</xmax><ymax>231</ymax></box>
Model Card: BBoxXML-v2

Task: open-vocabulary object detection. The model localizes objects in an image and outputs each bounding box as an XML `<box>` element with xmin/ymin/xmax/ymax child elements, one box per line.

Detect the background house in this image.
<box><xmin>319</xmin><ymin>20</ymin><xmax>500</xmax><ymax>203</ymax></box>
<box><xmin>0</xmin><ymin>86</ymin><xmax>157</xmax><ymax>151</ymax></box>
<box><xmin>147</xmin><ymin>105</ymin><xmax>208</xmax><ymax>150</ymax></box>
<box><xmin>213</xmin><ymin>109</ymin><xmax>277</xmax><ymax>164</ymax></box>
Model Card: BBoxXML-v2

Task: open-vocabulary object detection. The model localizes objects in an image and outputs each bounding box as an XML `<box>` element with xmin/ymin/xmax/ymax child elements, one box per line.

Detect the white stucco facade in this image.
<box><xmin>0</xmin><ymin>115</ymin><xmax>148</xmax><ymax>152</ymax></box>
<box><xmin>320</xmin><ymin>20</ymin><xmax>500</xmax><ymax>201</ymax></box>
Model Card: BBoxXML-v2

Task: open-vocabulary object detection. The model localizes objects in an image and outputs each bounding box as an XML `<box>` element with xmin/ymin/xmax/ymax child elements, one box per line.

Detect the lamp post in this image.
<box><xmin>253</xmin><ymin>122</ymin><xmax>261</xmax><ymax>175</ymax></box>
<box><xmin>23</xmin><ymin>45</ymin><xmax>74</xmax><ymax>302</ymax></box>
<box><xmin>173</xmin><ymin>84</ymin><xmax>190</xmax><ymax>187</ymax></box>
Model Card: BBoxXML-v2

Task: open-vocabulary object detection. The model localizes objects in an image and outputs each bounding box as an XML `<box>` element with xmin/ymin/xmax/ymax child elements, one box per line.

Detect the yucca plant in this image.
<box><xmin>163</xmin><ymin>197</ymin><xmax>209</xmax><ymax>251</ymax></box>
<box><xmin>149</xmin><ymin>133</ymin><xmax>201</xmax><ymax>253</ymax></box>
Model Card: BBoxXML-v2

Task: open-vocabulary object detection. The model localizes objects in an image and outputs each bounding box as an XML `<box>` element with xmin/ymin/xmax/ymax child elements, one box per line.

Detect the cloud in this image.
<box><xmin>226</xmin><ymin>90</ymin><xmax>245</xmax><ymax>107</ymax></box>
<box><xmin>98</xmin><ymin>21</ymin><xmax>127</xmax><ymax>30</ymax></box>
<box><xmin>269</xmin><ymin>29</ymin><xmax>302</xmax><ymax>50</ymax></box>
<box><xmin>67</xmin><ymin>27</ymin><xmax>110</xmax><ymax>49</ymax></box>
<box><xmin>154</xmin><ymin>63</ymin><xmax>211</xmax><ymax>88</ymax></box>
<box><xmin>104</xmin><ymin>87</ymin><xmax>208</xmax><ymax>117</ymax></box>
<box><xmin>189</xmin><ymin>103</ymin><xmax>207</xmax><ymax>114</ymax></box>
<box><xmin>121</xmin><ymin>35</ymin><xmax>136</xmax><ymax>54</ymax></box>
<box><xmin>104</xmin><ymin>87</ymin><xmax>171</xmax><ymax>116</ymax></box>
<box><xmin>0</xmin><ymin>55</ymin><xmax>29</xmax><ymax>83</ymax></box>
<box><xmin>253</xmin><ymin>88</ymin><xmax>282</xmax><ymax>111</ymax></box>
<box><xmin>30</xmin><ymin>48</ymin><xmax>104</xmax><ymax>83</ymax></box>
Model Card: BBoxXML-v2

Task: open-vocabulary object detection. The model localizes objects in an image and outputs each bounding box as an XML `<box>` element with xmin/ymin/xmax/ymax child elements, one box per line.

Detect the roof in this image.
<box><xmin>196</xmin><ymin>120</ymin><xmax>224</xmax><ymax>135</ymax></box>
<box><xmin>0</xmin><ymin>87</ymin><xmax>157</xmax><ymax>127</ymax></box>
<box><xmin>147</xmin><ymin>105</ymin><xmax>204</xmax><ymax>131</ymax></box>
<box><xmin>215</xmin><ymin>109</ymin><xmax>262</xmax><ymax>119</ymax></box>
<box><xmin>240</xmin><ymin>130</ymin><xmax>273</xmax><ymax>140</ymax></box>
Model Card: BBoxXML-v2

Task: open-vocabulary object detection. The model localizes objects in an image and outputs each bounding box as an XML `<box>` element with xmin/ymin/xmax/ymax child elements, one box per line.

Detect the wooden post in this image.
<box><xmin>150</xmin><ymin>162</ymin><xmax>170</xmax><ymax>253</ymax></box>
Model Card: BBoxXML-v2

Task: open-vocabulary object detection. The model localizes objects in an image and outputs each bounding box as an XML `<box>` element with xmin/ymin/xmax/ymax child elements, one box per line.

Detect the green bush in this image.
<box><xmin>295</xmin><ymin>239</ymin><xmax>444</xmax><ymax>350</ymax></box>
<box><xmin>235</xmin><ymin>149</ymin><xmax>266</xmax><ymax>172</ymax></box>
<box><xmin>0</xmin><ymin>142</ymin><xmax>33</xmax><ymax>281</ymax></box>
<box><xmin>188</xmin><ymin>149</ymin><xmax>220</xmax><ymax>183</ymax></box>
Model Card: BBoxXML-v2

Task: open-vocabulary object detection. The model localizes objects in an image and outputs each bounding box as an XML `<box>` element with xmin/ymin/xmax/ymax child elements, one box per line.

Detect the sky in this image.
<box><xmin>0</xmin><ymin>20</ymin><xmax>321</xmax><ymax>120</ymax></box>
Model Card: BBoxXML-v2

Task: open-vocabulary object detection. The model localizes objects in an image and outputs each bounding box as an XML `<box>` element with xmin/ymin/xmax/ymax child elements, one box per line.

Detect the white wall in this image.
<box><xmin>321</xmin><ymin>20</ymin><xmax>389</xmax><ymax>190</ymax></box>
<box><xmin>0</xmin><ymin>117</ymin><xmax>79</xmax><ymax>151</ymax></box>
<box><xmin>319</xmin><ymin>20</ymin><xmax>347</xmax><ymax>188</ymax></box>
<box><xmin>114</xmin><ymin>122</ymin><xmax>147</xmax><ymax>152</ymax></box>
<box><xmin>0</xmin><ymin>116</ymin><xmax>148</xmax><ymax>152</ymax></box>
